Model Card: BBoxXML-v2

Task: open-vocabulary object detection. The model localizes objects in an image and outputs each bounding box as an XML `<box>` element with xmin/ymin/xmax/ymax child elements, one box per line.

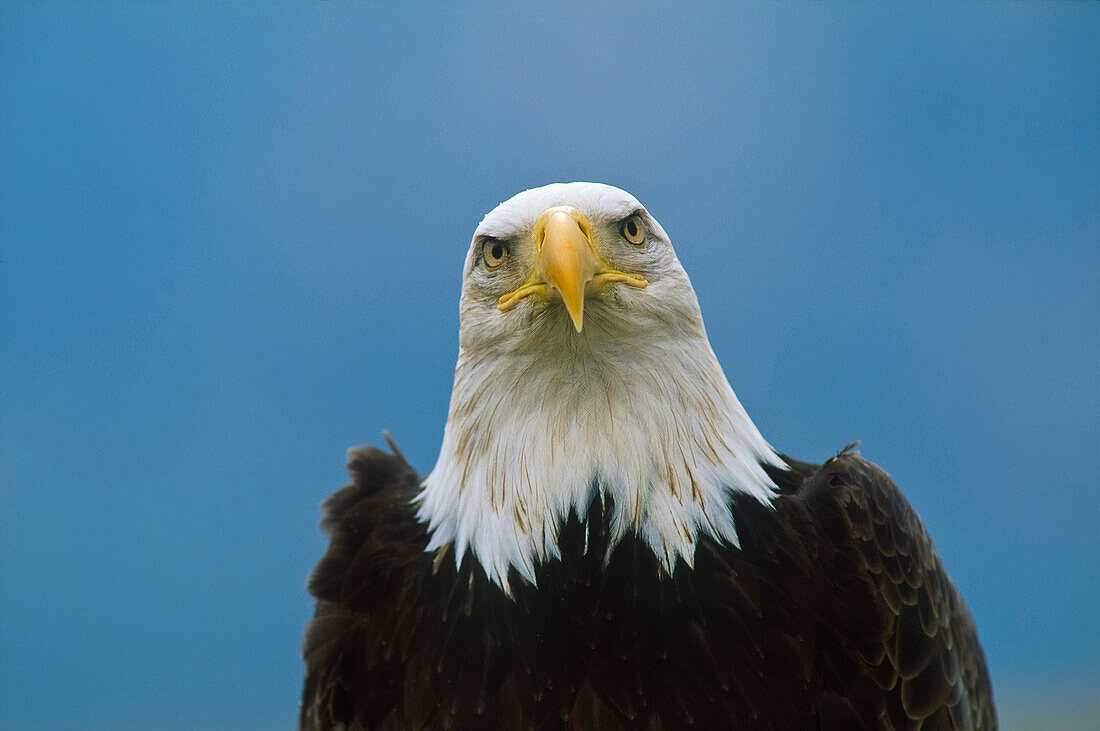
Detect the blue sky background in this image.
<box><xmin>1</xmin><ymin>2</ymin><xmax>1097</xmax><ymax>728</ymax></box>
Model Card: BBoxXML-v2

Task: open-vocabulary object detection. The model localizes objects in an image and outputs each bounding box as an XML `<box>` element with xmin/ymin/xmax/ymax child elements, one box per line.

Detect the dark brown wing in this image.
<box><xmin>299</xmin><ymin>445</ymin><xmax>430</xmax><ymax>730</ymax></box>
<box><xmin>784</xmin><ymin>449</ymin><xmax>998</xmax><ymax>729</ymax></box>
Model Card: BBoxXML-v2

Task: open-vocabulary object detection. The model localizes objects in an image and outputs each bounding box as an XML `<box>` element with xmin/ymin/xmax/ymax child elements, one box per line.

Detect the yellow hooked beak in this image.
<box><xmin>497</xmin><ymin>206</ymin><xmax>647</xmax><ymax>332</ymax></box>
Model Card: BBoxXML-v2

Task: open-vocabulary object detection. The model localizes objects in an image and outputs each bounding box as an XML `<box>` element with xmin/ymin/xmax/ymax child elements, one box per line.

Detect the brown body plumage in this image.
<box><xmin>300</xmin><ymin>444</ymin><xmax>995</xmax><ymax>730</ymax></box>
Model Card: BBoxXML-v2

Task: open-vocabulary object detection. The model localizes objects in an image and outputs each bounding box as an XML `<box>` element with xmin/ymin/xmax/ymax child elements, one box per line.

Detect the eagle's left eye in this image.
<box><xmin>620</xmin><ymin>215</ymin><xmax>646</xmax><ymax>246</ymax></box>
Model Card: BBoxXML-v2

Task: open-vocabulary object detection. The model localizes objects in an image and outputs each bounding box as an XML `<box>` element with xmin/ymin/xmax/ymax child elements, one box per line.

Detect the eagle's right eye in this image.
<box><xmin>482</xmin><ymin>239</ymin><xmax>509</xmax><ymax>269</ymax></box>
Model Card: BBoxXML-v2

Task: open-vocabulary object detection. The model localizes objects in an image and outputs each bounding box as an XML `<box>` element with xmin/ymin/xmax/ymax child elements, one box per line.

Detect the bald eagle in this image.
<box><xmin>300</xmin><ymin>183</ymin><xmax>996</xmax><ymax>729</ymax></box>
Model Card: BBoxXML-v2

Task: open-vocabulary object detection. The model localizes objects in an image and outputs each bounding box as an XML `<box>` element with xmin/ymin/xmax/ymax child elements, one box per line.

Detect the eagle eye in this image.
<box><xmin>620</xmin><ymin>215</ymin><xmax>646</xmax><ymax>246</ymax></box>
<box><xmin>482</xmin><ymin>239</ymin><xmax>509</xmax><ymax>268</ymax></box>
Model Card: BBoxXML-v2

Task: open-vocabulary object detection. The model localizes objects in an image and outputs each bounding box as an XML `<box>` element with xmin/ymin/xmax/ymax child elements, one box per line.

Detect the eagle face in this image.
<box><xmin>419</xmin><ymin>182</ymin><xmax>782</xmax><ymax>591</ymax></box>
<box><xmin>457</xmin><ymin>182</ymin><xmax>705</xmax><ymax>358</ymax></box>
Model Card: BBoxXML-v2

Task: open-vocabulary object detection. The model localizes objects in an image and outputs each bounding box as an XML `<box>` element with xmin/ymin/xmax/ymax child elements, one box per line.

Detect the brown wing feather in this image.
<box><xmin>299</xmin><ymin>446</ymin><xmax>428</xmax><ymax>730</ymax></box>
<box><xmin>791</xmin><ymin>450</ymin><xmax>997</xmax><ymax>729</ymax></box>
<box><xmin>300</xmin><ymin>445</ymin><xmax>996</xmax><ymax>729</ymax></box>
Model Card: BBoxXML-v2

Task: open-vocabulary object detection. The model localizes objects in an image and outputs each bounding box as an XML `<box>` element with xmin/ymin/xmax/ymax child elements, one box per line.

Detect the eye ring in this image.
<box><xmin>482</xmin><ymin>238</ymin><xmax>510</xmax><ymax>269</ymax></box>
<box><xmin>620</xmin><ymin>214</ymin><xmax>646</xmax><ymax>246</ymax></box>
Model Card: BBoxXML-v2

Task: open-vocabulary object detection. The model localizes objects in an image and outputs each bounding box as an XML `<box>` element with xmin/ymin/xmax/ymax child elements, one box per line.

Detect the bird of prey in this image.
<box><xmin>300</xmin><ymin>182</ymin><xmax>996</xmax><ymax>730</ymax></box>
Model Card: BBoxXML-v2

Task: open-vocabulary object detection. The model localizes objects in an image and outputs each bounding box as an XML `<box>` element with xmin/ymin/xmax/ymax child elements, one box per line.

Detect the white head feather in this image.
<box><xmin>417</xmin><ymin>182</ymin><xmax>784</xmax><ymax>591</ymax></box>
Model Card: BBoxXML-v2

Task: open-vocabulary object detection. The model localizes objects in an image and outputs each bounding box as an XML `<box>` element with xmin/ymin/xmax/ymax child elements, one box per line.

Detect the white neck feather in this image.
<box><xmin>417</xmin><ymin>296</ymin><xmax>784</xmax><ymax>592</ymax></box>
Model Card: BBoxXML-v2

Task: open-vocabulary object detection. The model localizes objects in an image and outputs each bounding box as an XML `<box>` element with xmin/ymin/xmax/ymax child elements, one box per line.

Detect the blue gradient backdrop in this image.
<box><xmin>1</xmin><ymin>2</ymin><xmax>1097</xmax><ymax>728</ymax></box>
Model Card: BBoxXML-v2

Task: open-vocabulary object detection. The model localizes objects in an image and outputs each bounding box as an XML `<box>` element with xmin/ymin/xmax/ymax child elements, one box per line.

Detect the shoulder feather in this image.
<box><xmin>300</xmin><ymin>445</ymin><xmax>427</xmax><ymax>730</ymax></box>
<box><xmin>796</xmin><ymin>451</ymin><xmax>997</xmax><ymax>729</ymax></box>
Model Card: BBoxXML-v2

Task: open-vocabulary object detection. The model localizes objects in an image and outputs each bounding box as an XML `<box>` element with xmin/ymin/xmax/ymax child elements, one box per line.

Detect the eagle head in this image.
<box><xmin>418</xmin><ymin>183</ymin><xmax>783</xmax><ymax>591</ymax></box>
